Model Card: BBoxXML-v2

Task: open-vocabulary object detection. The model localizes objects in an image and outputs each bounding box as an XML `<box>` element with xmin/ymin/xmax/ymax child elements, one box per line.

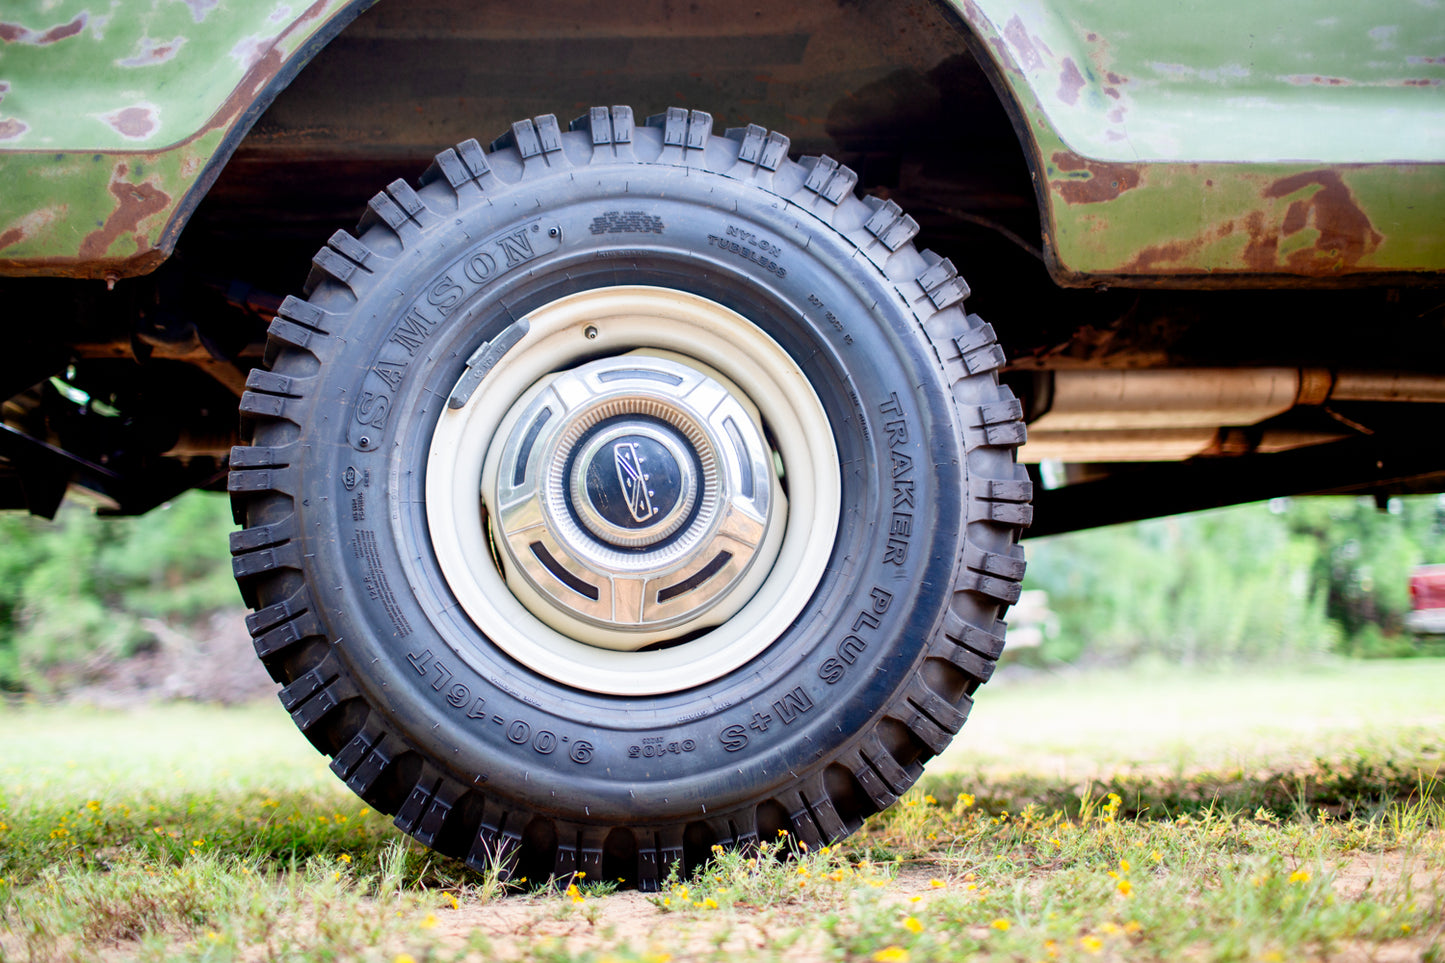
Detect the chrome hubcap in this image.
<box><xmin>426</xmin><ymin>286</ymin><xmax>839</xmax><ymax>695</ymax></box>
<box><xmin>487</xmin><ymin>356</ymin><xmax>775</xmax><ymax>636</ymax></box>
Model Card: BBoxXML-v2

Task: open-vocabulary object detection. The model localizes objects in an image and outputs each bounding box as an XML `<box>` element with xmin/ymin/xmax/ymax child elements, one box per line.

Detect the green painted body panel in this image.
<box><xmin>952</xmin><ymin>0</ymin><xmax>1445</xmax><ymax>282</ymax></box>
<box><xmin>0</xmin><ymin>1</ymin><xmax>330</xmax><ymax>151</ymax></box>
<box><xmin>0</xmin><ymin>0</ymin><xmax>360</xmax><ymax>277</ymax></box>
<box><xmin>956</xmin><ymin>0</ymin><xmax>1445</xmax><ymax>164</ymax></box>
<box><xmin>0</xmin><ymin>0</ymin><xmax>1441</xmax><ymax>281</ymax></box>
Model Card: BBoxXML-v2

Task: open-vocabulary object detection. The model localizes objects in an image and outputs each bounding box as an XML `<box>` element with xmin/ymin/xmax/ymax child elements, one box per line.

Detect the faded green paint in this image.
<box><xmin>1</xmin><ymin>0</ymin><xmax>1442</xmax><ymax>281</ymax></box>
<box><xmin>954</xmin><ymin>0</ymin><xmax>1445</xmax><ymax>281</ymax></box>
<box><xmin>1046</xmin><ymin>158</ymin><xmax>1445</xmax><ymax>281</ymax></box>
<box><xmin>955</xmin><ymin>0</ymin><xmax>1445</xmax><ymax>164</ymax></box>
<box><xmin>0</xmin><ymin>0</ymin><xmax>345</xmax><ymax>150</ymax></box>
<box><xmin>0</xmin><ymin>0</ymin><xmax>360</xmax><ymax>277</ymax></box>
<box><xmin>0</xmin><ymin>129</ymin><xmax>226</xmax><ymax>274</ymax></box>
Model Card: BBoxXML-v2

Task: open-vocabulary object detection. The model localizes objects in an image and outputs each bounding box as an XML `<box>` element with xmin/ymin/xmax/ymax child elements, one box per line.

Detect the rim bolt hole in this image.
<box><xmin>584</xmin><ymin>325</ymin><xmax>599</xmax><ymax>340</ymax></box>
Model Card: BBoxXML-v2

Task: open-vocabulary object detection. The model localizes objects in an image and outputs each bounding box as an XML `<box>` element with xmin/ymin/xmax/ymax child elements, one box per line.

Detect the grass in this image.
<box><xmin>1</xmin><ymin>661</ymin><xmax>1442</xmax><ymax>962</ymax></box>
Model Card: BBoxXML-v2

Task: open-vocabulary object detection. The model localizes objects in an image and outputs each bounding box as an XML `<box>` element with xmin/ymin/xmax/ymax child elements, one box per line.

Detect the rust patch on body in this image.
<box><xmin>1002</xmin><ymin>15</ymin><xmax>1044</xmax><ymax>72</ymax></box>
<box><xmin>1051</xmin><ymin>152</ymin><xmax>1142</xmax><ymax>204</ymax></box>
<box><xmin>1285</xmin><ymin>74</ymin><xmax>1350</xmax><ymax>86</ymax></box>
<box><xmin>1253</xmin><ymin>170</ymin><xmax>1383</xmax><ymax>272</ymax></box>
<box><xmin>182</xmin><ymin>0</ymin><xmax>220</xmax><ymax>23</ymax></box>
<box><xmin>78</xmin><ymin>167</ymin><xmax>172</xmax><ymax>261</ymax></box>
<box><xmin>100</xmin><ymin>105</ymin><xmax>160</xmax><ymax>139</ymax></box>
<box><xmin>1057</xmin><ymin>58</ymin><xmax>1085</xmax><ymax>105</ymax></box>
<box><xmin>0</xmin><ymin>12</ymin><xmax>88</xmax><ymax>45</ymax></box>
<box><xmin>119</xmin><ymin>36</ymin><xmax>186</xmax><ymax>66</ymax></box>
<box><xmin>0</xmin><ymin>205</ymin><xmax>68</xmax><ymax>254</ymax></box>
<box><xmin>1120</xmin><ymin>170</ymin><xmax>1384</xmax><ymax>276</ymax></box>
<box><xmin>0</xmin><ymin>117</ymin><xmax>26</xmax><ymax>140</ymax></box>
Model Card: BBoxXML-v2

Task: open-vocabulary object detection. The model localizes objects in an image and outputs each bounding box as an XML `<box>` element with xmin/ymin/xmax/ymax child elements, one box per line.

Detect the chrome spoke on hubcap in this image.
<box><xmin>486</xmin><ymin>355</ymin><xmax>774</xmax><ymax>640</ymax></box>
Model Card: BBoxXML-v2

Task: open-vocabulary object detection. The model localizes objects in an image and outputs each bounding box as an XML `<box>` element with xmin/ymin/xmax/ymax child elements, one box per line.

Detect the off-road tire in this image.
<box><xmin>228</xmin><ymin>106</ymin><xmax>1030</xmax><ymax>887</ymax></box>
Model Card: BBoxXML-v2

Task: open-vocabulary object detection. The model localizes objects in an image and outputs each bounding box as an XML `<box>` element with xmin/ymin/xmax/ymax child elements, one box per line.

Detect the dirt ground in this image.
<box><xmin>64</xmin><ymin>609</ymin><xmax>275</xmax><ymax>707</ymax></box>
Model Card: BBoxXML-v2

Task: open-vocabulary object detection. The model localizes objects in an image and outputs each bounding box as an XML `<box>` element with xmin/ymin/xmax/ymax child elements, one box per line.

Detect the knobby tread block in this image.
<box><xmin>228</xmin><ymin>443</ymin><xmax>296</xmax><ymax>471</ymax></box>
<box><xmin>366</xmin><ymin>192</ymin><xmax>416</xmax><ymax>240</ymax></box>
<box><xmin>332</xmin><ymin>729</ymin><xmax>396</xmax><ymax>797</ymax></box>
<box><xmin>394</xmin><ymin>773</ymin><xmax>442</xmax><ymax>836</ymax></box>
<box><xmin>228</xmin><ymin>513</ymin><xmax>297</xmax><ymax>555</ymax></box>
<box><xmin>634</xmin><ymin>828</ymin><xmax>662</xmax><ymax>891</ymax></box>
<box><xmin>651</xmin><ymin>106</ymin><xmax>690</xmax><ymax>147</ymax></box>
<box><xmin>231</xmin><ymin>540</ymin><xmax>302</xmax><ymax>581</ymax></box>
<box><xmin>244</xmin><ymin>584</ymin><xmax>312</xmax><ymax>636</ymax></box>
<box><xmin>276</xmin><ymin>295</ymin><xmax>330</xmax><ymax>333</ymax></box>
<box><xmin>251</xmin><ymin>606</ymin><xmax>322</xmax><ymax>660</ymax></box>
<box><xmin>845</xmin><ymin>747</ymin><xmax>898</xmax><ymax>809</ymax></box>
<box><xmin>579</xmin><ymin>826</ymin><xmax>607</xmax><ymax>880</ymax></box>
<box><xmin>802</xmin><ymin>155</ymin><xmax>858</xmax><ymax>205</ymax></box>
<box><xmin>236</xmin><ymin>391</ymin><xmax>291</xmax><ymax>422</ymax></box>
<box><xmin>244</xmin><ymin>369</ymin><xmax>302</xmax><ymax>398</ymax></box>
<box><xmin>466</xmin><ymin>811</ymin><xmax>521</xmax><ymax>876</ymax></box>
<box><xmin>860</xmin><ymin>731</ymin><xmax>916</xmax><ymax>795</ymax></box>
<box><xmin>894</xmin><ymin>704</ymin><xmax>950</xmax><ymax>756</ymax></box>
<box><xmin>474</xmin><ymin>811</ymin><xmax>525</xmax><ymax>880</ymax></box>
<box><xmin>941</xmin><ymin>610</ymin><xmax>1007</xmax><ymax>660</ymax></box>
<box><xmin>862</xmin><ymin>197</ymin><xmax>920</xmax><ymax>255</ymax></box>
<box><xmin>398</xmin><ymin>773</ymin><xmax>463</xmax><ymax>847</ymax></box>
<box><xmin>962</xmin><ymin>540</ymin><xmax>1027</xmax><ymax>583</ymax></box>
<box><xmin>937</xmin><ymin>644</ymin><xmax>995</xmax><ymax>682</ymax></box>
<box><xmin>226</xmin><ymin>464</ymin><xmax>297</xmax><ymax>496</ymax></box>
<box><xmin>902</xmin><ymin>677</ymin><xmax>969</xmax><ymax>733</ymax></box>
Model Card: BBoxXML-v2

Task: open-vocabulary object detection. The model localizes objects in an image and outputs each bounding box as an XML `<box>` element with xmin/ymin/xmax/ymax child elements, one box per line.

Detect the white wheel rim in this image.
<box><xmin>426</xmin><ymin>286</ymin><xmax>841</xmax><ymax>696</ymax></box>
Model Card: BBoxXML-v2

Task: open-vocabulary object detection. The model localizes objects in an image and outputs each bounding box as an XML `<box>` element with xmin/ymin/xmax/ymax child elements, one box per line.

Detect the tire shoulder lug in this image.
<box><xmin>941</xmin><ymin>609</ymin><xmax>1008</xmax><ymax>660</ymax></box>
<box><xmin>228</xmin><ymin>511</ymin><xmax>298</xmax><ymax>554</ymax></box>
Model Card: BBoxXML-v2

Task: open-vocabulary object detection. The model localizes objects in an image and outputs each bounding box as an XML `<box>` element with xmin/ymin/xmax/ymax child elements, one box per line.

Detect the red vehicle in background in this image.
<box><xmin>1406</xmin><ymin>565</ymin><xmax>1445</xmax><ymax>637</ymax></box>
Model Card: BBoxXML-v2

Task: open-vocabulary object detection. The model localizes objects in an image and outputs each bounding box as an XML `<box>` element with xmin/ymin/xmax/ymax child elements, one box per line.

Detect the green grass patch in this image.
<box><xmin>2</xmin><ymin>664</ymin><xmax>1443</xmax><ymax>961</ymax></box>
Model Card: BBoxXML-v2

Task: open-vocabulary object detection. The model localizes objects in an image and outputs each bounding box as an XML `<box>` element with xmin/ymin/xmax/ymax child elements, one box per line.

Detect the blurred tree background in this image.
<box><xmin>1023</xmin><ymin>494</ymin><xmax>1445</xmax><ymax>667</ymax></box>
<box><xmin>0</xmin><ymin>493</ymin><xmax>238</xmax><ymax>693</ymax></box>
<box><xmin>1</xmin><ymin>492</ymin><xmax>1443</xmax><ymax>694</ymax></box>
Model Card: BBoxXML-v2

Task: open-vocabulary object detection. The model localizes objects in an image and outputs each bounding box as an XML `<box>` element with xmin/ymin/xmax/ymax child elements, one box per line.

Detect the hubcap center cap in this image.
<box><xmin>571</xmin><ymin>419</ymin><xmax>698</xmax><ymax>548</ymax></box>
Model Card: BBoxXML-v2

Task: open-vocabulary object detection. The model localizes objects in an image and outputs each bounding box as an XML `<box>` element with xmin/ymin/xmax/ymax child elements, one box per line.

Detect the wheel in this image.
<box><xmin>229</xmin><ymin>106</ymin><xmax>1030</xmax><ymax>886</ymax></box>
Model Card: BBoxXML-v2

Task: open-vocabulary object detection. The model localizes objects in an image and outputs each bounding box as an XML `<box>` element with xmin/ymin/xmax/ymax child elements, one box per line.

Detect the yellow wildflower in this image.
<box><xmin>990</xmin><ymin>918</ymin><xmax>1011</xmax><ymax>931</ymax></box>
<box><xmin>873</xmin><ymin>948</ymin><xmax>910</xmax><ymax>963</ymax></box>
<box><xmin>1119</xmin><ymin>859</ymin><xmax>1130</xmax><ymax>873</ymax></box>
<box><xmin>923</xmin><ymin>795</ymin><xmax>937</xmax><ymax>805</ymax></box>
<box><xmin>1080</xmin><ymin>935</ymin><xmax>1104</xmax><ymax>954</ymax></box>
<box><xmin>1117</xmin><ymin>879</ymin><xmax>1133</xmax><ymax>897</ymax></box>
<box><xmin>903</xmin><ymin>916</ymin><xmax>924</xmax><ymax>934</ymax></box>
<box><xmin>1288</xmin><ymin>870</ymin><xmax>1311</xmax><ymax>884</ymax></box>
<box><xmin>395</xmin><ymin>956</ymin><xmax>418</xmax><ymax>963</ymax></box>
<box><xmin>929</xmin><ymin>878</ymin><xmax>945</xmax><ymax>888</ymax></box>
<box><xmin>703</xmin><ymin>897</ymin><xmax>719</xmax><ymax>910</ymax></box>
<box><xmin>419</xmin><ymin>912</ymin><xmax>438</xmax><ymax>929</ymax></box>
<box><xmin>1150</xmin><ymin>849</ymin><xmax>1162</xmax><ymax>863</ymax></box>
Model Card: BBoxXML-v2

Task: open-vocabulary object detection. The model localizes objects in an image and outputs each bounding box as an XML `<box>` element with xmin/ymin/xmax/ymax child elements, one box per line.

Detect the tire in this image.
<box><xmin>228</xmin><ymin>106</ymin><xmax>1030</xmax><ymax>887</ymax></box>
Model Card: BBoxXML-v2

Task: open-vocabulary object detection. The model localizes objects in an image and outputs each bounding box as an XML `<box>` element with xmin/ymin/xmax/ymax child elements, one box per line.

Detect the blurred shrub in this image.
<box><xmin>0</xmin><ymin>492</ymin><xmax>237</xmax><ymax>692</ymax></box>
<box><xmin>1023</xmin><ymin>495</ymin><xmax>1445</xmax><ymax>666</ymax></box>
